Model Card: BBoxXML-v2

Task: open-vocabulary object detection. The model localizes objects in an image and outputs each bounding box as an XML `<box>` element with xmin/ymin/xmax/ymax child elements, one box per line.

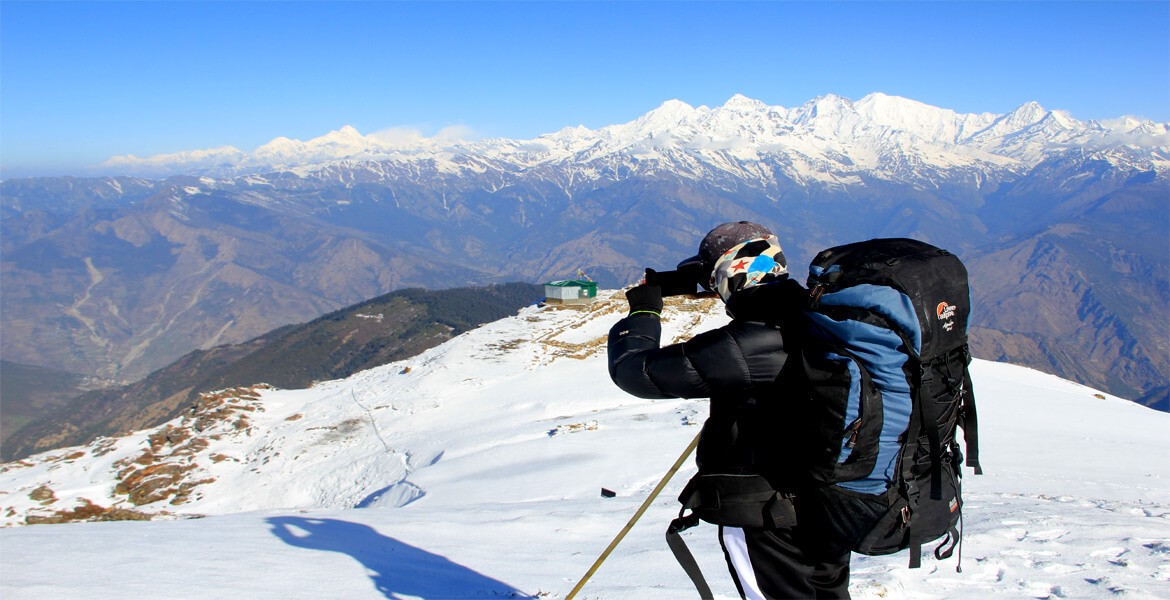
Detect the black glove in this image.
<box><xmin>645</xmin><ymin>268</ymin><xmax>698</xmax><ymax>297</ymax></box>
<box><xmin>625</xmin><ymin>283</ymin><xmax>663</xmax><ymax>315</ymax></box>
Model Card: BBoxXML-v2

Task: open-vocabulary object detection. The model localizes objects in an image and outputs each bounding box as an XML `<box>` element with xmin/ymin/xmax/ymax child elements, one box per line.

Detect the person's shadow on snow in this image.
<box><xmin>268</xmin><ymin>516</ymin><xmax>532</xmax><ymax>599</ymax></box>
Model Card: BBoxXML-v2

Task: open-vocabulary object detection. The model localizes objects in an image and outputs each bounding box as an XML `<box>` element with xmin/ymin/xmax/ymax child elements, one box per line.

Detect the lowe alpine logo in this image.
<box><xmin>936</xmin><ymin>302</ymin><xmax>958</xmax><ymax>331</ymax></box>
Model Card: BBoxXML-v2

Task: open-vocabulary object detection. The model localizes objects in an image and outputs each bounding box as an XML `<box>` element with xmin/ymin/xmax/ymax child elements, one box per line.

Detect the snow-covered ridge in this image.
<box><xmin>2</xmin><ymin>288</ymin><xmax>1167</xmax><ymax>527</ymax></box>
<box><xmin>101</xmin><ymin>93</ymin><xmax>1170</xmax><ymax>180</ymax></box>
<box><xmin>1</xmin><ymin>290</ymin><xmax>1169</xmax><ymax>599</ymax></box>
<box><xmin>0</xmin><ymin>291</ymin><xmax>685</xmax><ymax>524</ymax></box>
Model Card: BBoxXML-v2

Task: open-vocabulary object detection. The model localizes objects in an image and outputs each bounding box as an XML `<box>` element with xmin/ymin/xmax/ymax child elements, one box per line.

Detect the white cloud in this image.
<box><xmin>517</xmin><ymin>142</ymin><xmax>551</xmax><ymax>154</ymax></box>
<box><xmin>1092</xmin><ymin>118</ymin><xmax>1170</xmax><ymax>149</ymax></box>
<box><xmin>434</xmin><ymin>124</ymin><xmax>476</xmax><ymax>142</ymax></box>
<box><xmin>365</xmin><ymin>124</ymin><xmax>475</xmax><ymax>149</ymax></box>
<box><xmin>367</xmin><ymin>126</ymin><xmax>428</xmax><ymax>146</ymax></box>
<box><xmin>103</xmin><ymin>146</ymin><xmax>246</xmax><ymax>167</ymax></box>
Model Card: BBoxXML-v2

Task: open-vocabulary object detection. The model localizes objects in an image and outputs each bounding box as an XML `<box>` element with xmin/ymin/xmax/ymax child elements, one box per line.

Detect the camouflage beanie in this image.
<box><xmin>709</xmin><ymin>235</ymin><xmax>788</xmax><ymax>302</ymax></box>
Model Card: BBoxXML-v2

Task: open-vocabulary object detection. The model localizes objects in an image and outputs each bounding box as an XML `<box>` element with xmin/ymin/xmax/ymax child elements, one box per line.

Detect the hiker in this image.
<box><xmin>607</xmin><ymin>221</ymin><xmax>851</xmax><ymax>599</ymax></box>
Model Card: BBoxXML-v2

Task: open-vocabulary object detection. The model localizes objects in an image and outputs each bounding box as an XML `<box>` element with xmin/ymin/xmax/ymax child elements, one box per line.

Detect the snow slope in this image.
<box><xmin>1</xmin><ymin>291</ymin><xmax>1168</xmax><ymax>599</ymax></box>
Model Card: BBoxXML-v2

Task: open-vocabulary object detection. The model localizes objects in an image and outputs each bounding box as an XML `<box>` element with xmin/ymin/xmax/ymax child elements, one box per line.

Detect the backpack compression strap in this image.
<box><xmin>917</xmin><ymin>361</ymin><xmax>946</xmax><ymax>500</ymax></box>
<box><xmin>920</xmin><ymin>344</ymin><xmax>984</xmax><ymax>497</ymax></box>
<box><xmin>901</xmin><ymin>380</ymin><xmax>927</xmax><ymax>569</ymax></box>
<box><xmin>666</xmin><ymin>512</ymin><xmax>715</xmax><ymax>600</ymax></box>
<box><xmin>960</xmin><ymin>346</ymin><xmax>983</xmax><ymax>474</ymax></box>
<box><xmin>904</xmin><ymin>345</ymin><xmax>983</xmax><ymax>569</ymax></box>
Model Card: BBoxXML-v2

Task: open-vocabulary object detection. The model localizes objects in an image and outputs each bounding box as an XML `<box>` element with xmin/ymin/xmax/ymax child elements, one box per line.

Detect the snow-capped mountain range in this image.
<box><xmin>2</xmin><ymin>91</ymin><xmax>1167</xmax><ymax>453</ymax></box>
<box><xmin>103</xmin><ymin>93</ymin><xmax>1170</xmax><ymax>182</ymax></box>
<box><xmin>1</xmin><ymin>292</ymin><xmax>1168</xmax><ymax>599</ymax></box>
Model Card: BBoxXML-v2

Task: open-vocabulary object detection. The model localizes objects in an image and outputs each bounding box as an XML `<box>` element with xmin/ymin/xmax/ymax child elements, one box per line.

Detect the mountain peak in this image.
<box><xmin>856</xmin><ymin>92</ymin><xmax>933</xmax><ymax>112</ymax></box>
<box><xmin>721</xmin><ymin>94</ymin><xmax>767</xmax><ymax>112</ymax></box>
<box><xmin>253</xmin><ymin>125</ymin><xmax>378</xmax><ymax>163</ymax></box>
<box><xmin>617</xmin><ymin>99</ymin><xmax>702</xmax><ymax>140</ymax></box>
<box><xmin>642</xmin><ymin>99</ymin><xmax>698</xmax><ymax>121</ymax></box>
<box><xmin>789</xmin><ymin>93</ymin><xmax>857</xmax><ymax>126</ymax></box>
<box><xmin>91</xmin><ymin>94</ymin><xmax>1167</xmax><ymax>179</ymax></box>
<box><xmin>1007</xmin><ymin>101</ymin><xmax>1051</xmax><ymax>124</ymax></box>
<box><xmin>809</xmin><ymin>93</ymin><xmax>856</xmax><ymax>114</ymax></box>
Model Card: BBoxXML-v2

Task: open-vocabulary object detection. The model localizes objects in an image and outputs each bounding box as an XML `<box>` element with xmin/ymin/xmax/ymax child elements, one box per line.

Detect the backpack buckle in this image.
<box><xmin>809</xmin><ymin>284</ymin><xmax>825</xmax><ymax>307</ymax></box>
<box><xmin>919</xmin><ymin>362</ymin><xmax>935</xmax><ymax>384</ymax></box>
<box><xmin>669</xmin><ymin>511</ymin><xmax>702</xmax><ymax>533</ymax></box>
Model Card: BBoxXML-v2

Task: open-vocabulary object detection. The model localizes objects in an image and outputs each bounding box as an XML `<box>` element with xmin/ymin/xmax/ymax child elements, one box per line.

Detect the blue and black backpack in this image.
<box><xmin>799</xmin><ymin>237</ymin><xmax>983</xmax><ymax>568</ymax></box>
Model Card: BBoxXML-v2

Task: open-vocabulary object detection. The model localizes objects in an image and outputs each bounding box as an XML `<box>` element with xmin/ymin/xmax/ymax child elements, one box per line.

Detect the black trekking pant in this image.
<box><xmin>719</xmin><ymin>524</ymin><xmax>851</xmax><ymax>599</ymax></box>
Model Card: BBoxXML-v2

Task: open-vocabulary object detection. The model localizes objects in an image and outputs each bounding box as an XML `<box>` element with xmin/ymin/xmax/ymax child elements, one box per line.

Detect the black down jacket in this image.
<box><xmin>607</xmin><ymin>278</ymin><xmax>809</xmax><ymax>486</ymax></box>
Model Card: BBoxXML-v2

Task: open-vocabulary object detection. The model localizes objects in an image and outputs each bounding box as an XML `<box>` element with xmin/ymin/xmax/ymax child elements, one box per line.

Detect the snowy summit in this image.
<box><xmin>100</xmin><ymin>93</ymin><xmax>1170</xmax><ymax>180</ymax></box>
<box><xmin>1</xmin><ymin>291</ymin><xmax>1169</xmax><ymax>599</ymax></box>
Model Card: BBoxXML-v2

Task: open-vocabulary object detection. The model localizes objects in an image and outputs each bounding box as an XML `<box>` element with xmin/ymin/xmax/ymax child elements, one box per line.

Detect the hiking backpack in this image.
<box><xmin>665</xmin><ymin>238</ymin><xmax>982</xmax><ymax>597</ymax></box>
<box><xmin>799</xmin><ymin>237</ymin><xmax>982</xmax><ymax>568</ymax></box>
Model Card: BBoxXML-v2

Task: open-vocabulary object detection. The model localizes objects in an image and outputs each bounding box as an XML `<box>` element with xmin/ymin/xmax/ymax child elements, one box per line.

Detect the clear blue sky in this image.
<box><xmin>2</xmin><ymin>1</ymin><xmax>1167</xmax><ymax>178</ymax></box>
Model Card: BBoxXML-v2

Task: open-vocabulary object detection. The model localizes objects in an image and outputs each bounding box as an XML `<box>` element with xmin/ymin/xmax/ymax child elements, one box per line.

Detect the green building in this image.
<box><xmin>542</xmin><ymin>280</ymin><xmax>598</xmax><ymax>305</ymax></box>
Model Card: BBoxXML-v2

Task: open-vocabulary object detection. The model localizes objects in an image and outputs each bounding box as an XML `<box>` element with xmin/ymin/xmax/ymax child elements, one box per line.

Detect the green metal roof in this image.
<box><xmin>543</xmin><ymin>280</ymin><xmax>597</xmax><ymax>288</ymax></box>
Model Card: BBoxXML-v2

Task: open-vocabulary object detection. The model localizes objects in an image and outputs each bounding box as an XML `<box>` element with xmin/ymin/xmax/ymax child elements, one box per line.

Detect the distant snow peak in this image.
<box><xmin>793</xmin><ymin>93</ymin><xmax>856</xmax><ymax>123</ymax></box>
<box><xmin>96</xmin><ymin>93</ymin><xmax>1169</xmax><ymax>179</ymax></box>
<box><xmin>1001</xmin><ymin>101</ymin><xmax>1052</xmax><ymax>130</ymax></box>
<box><xmin>632</xmin><ymin>99</ymin><xmax>702</xmax><ymax>132</ymax></box>
<box><xmin>100</xmin><ymin>123</ymin><xmax>485</xmax><ymax>178</ymax></box>
<box><xmin>254</xmin><ymin>125</ymin><xmax>389</xmax><ymax>165</ymax></box>
<box><xmin>721</xmin><ymin>93</ymin><xmax>767</xmax><ymax>112</ymax></box>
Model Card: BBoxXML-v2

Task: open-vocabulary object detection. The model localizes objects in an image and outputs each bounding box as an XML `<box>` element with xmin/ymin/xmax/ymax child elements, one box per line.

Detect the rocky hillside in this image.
<box><xmin>0</xmin><ymin>283</ymin><xmax>542</xmax><ymax>461</ymax></box>
<box><xmin>0</xmin><ymin>361</ymin><xmax>93</xmax><ymax>445</ymax></box>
